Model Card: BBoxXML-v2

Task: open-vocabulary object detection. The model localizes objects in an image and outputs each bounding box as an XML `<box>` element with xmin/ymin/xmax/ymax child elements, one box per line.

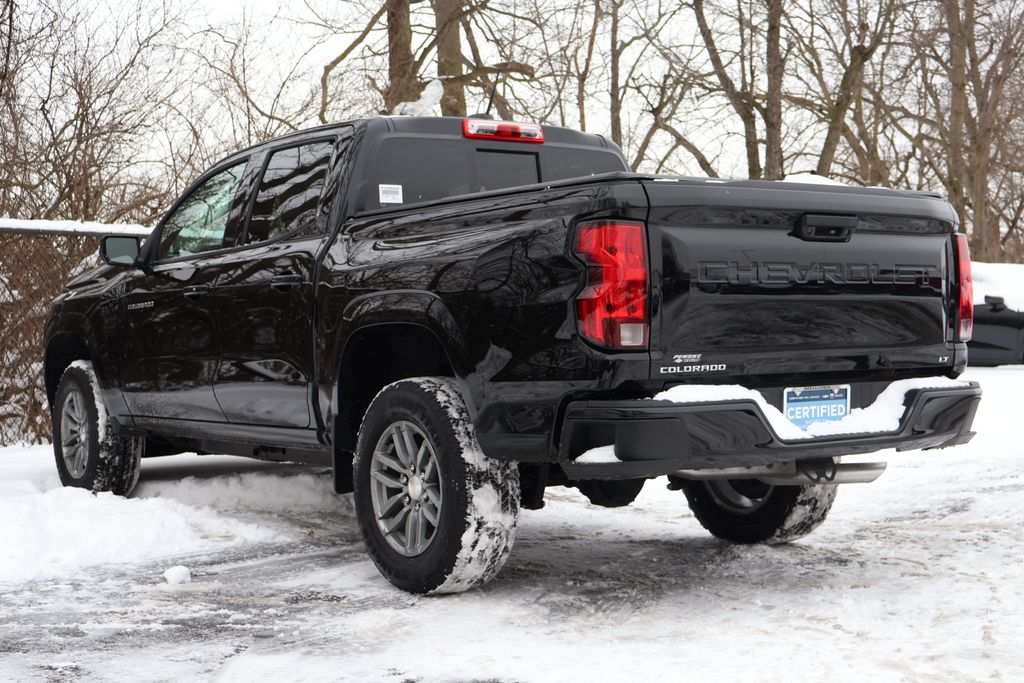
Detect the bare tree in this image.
<box><xmin>784</xmin><ymin>0</ymin><xmax>901</xmax><ymax>177</ymax></box>
<box><xmin>0</xmin><ymin>0</ymin><xmax>189</xmax><ymax>444</ymax></box>
<box><xmin>690</xmin><ymin>0</ymin><xmax>785</xmax><ymax>179</ymax></box>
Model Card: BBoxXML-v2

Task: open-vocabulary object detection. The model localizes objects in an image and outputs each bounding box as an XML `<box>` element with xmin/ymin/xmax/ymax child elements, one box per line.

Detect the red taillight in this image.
<box><xmin>955</xmin><ymin>234</ymin><xmax>973</xmax><ymax>341</ymax></box>
<box><xmin>574</xmin><ymin>221</ymin><xmax>648</xmax><ymax>349</ymax></box>
<box><xmin>463</xmin><ymin>118</ymin><xmax>544</xmax><ymax>143</ymax></box>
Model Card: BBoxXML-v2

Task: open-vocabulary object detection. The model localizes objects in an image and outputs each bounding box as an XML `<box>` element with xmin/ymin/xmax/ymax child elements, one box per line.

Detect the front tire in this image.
<box><xmin>353</xmin><ymin>377</ymin><xmax>520</xmax><ymax>594</ymax></box>
<box><xmin>52</xmin><ymin>362</ymin><xmax>143</xmax><ymax>496</ymax></box>
<box><xmin>678</xmin><ymin>478</ymin><xmax>837</xmax><ymax>544</ymax></box>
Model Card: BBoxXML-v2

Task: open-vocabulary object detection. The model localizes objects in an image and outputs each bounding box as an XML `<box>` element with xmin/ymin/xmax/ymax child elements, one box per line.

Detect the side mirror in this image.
<box><xmin>984</xmin><ymin>294</ymin><xmax>1006</xmax><ymax>312</ymax></box>
<box><xmin>100</xmin><ymin>235</ymin><xmax>141</xmax><ymax>267</ymax></box>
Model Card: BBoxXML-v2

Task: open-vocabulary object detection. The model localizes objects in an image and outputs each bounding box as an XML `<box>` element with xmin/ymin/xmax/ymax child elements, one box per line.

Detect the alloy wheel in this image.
<box><xmin>60</xmin><ymin>388</ymin><xmax>90</xmax><ymax>479</ymax></box>
<box><xmin>369</xmin><ymin>420</ymin><xmax>443</xmax><ymax>557</ymax></box>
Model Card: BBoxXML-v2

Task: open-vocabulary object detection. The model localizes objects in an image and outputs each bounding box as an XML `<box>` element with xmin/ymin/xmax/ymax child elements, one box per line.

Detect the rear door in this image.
<box><xmin>212</xmin><ymin>135</ymin><xmax>345</xmax><ymax>428</ymax></box>
<box><xmin>644</xmin><ymin>179</ymin><xmax>957</xmax><ymax>383</ymax></box>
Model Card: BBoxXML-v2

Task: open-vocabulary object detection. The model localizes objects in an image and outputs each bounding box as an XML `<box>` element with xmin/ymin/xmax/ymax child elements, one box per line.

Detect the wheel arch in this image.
<box><xmin>330</xmin><ymin>320</ymin><xmax>462</xmax><ymax>492</ymax></box>
<box><xmin>44</xmin><ymin>331</ymin><xmax>92</xmax><ymax>408</ymax></box>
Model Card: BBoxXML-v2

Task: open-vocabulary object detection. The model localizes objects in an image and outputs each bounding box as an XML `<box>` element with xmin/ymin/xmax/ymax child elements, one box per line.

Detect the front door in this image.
<box><xmin>121</xmin><ymin>159</ymin><xmax>252</xmax><ymax>422</ymax></box>
<box><xmin>213</xmin><ymin>138</ymin><xmax>341</xmax><ymax>428</ymax></box>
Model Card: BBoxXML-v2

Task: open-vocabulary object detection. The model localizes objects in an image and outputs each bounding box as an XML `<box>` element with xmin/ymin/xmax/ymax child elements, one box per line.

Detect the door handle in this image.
<box><xmin>270</xmin><ymin>273</ymin><xmax>304</xmax><ymax>291</ymax></box>
<box><xmin>183</xmin><ymin>284</ymin><xmax>212</xmax><ymax>300</ymax></box>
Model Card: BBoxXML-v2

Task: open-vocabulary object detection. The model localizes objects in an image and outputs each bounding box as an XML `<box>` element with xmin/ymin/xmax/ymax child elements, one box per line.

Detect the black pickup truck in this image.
<box><xmin>44</xmin><ymin>116</ymin><xmax>981</xmax><ymax>594</ymax></box>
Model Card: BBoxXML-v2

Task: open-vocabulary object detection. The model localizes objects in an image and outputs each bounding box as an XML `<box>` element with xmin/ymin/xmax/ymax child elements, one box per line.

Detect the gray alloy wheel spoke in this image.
<box><xmin>391</xmin><ymin>429</ymin><xmax>412</xmax><ymax>468</ymax></box>
<box><xmin>371</xmin><ymin>469</ymin><xmax>404</xmax><ymax>489</ymax></box>
<box><xmin>374</xmin><ymin>451</ymin><xmax>408</xmax><ymax>476</ymax></box>
<box><xmin>414</xmin><ymin>442</ymin><xmax>428</xmax><ymax>473</ymax></box>
<box><xmin>400</xmin><ymin>425</ymin><xmax>419</xmax><ymax>470</ymax></box>
<box><xmin>73</xmin><ymin>446</ymin><xmax>87</xmax><ymax>475</ymax></box>
<box><xmin>404</xmin><ymin>507</ymin><xmax>421</xmax><ymax>554</ymax></box>
<box><xmin>370</xmin><ymin>420</ymin><xmax>443</xmax><ymax>557</ymax></box>
<box><xmin>384</xmin><ymin>505</ymin><xmax>412</xmax><ymax>535</ymax></box>
<box><xmin>377</xmin><ymin>491</ymin><xmax>407</xmax><ymax>519</ymax></box>
<box><xmin>424</xmin><ymin>485</ymin><xmax>442</xmax><ymax>509</ymax></box>
<box><xmin>64</xmin><ymin>402</ymin><xmax>81</xmax><ymax>428</ymax></box>
<box><xmin>421</xmin><ymin>498</ymin><xmax>440</xmax><ymax>526</ymax></box>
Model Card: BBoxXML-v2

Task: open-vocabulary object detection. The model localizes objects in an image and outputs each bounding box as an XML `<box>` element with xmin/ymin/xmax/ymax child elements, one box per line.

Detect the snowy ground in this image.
<box><xmin>2</xmin><ymin>368</ymin><xmax>1022</xmax><ymax>682</ymax></box>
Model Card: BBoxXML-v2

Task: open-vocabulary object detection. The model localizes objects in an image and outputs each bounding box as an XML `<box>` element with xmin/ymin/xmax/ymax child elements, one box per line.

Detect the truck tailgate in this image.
<box><xmin>643</xmin><ymin>179</ymin><xmax>959</xmax><ymax>383</ymax></box>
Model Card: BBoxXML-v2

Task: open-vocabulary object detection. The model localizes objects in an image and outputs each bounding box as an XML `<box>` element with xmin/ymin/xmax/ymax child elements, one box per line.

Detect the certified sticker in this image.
<box><xmin>783</xmin><ymin>384</ymin><xmax>850</xmax><ymax>429</ymax></box>
<box><xmin>379</xmin><ymin>184</ymin><xmax>404</xmax><ymax>204</ymax></box>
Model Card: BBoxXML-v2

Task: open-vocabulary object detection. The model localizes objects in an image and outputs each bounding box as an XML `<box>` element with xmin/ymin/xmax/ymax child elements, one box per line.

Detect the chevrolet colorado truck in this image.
<box><xmin>43</xmin><ymin>116</ymin><xmax>981</xmax><ymax>594</ymax></box>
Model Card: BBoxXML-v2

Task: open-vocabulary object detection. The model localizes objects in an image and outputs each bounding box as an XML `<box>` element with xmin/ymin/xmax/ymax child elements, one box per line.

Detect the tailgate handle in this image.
<box><xmin>796</xmin><ymin>214</ymin><xmax>857</xmax><ymax>242</ymax></box>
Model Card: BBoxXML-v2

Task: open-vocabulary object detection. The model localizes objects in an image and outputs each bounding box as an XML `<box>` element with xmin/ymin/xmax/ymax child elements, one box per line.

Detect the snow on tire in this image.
<box><xmin>52</xmin><ymin>361</ymin><xmax>143</xmax><ymax>496</ymax></box>
<box><xmin>353</xmin><ymin>377</ymin><xmax>519</xmax><ymax>594</ymax></box>
<box><xmin>678</xmin><ymin>478</ymin><xmax>837</xmax><ymax>545</ymax></box>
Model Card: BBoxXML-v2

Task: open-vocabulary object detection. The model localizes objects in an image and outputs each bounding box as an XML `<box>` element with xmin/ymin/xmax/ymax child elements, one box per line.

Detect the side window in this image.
<box><xmin>158</xmin><ymin>161</ymin><xmax>247</xmax><ymax>260</ymax></box>
<box><xmin>246</xmin><ymin>141</ymin><xmax>335</xmax><ymax>244</ymax></box>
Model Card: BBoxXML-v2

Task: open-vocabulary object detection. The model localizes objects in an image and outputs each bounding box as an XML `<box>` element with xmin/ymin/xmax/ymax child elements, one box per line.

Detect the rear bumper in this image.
<box><xmin>560</xmin><ymin>383</ymin><xmax>981</xmax><ymax>480</ymax></box>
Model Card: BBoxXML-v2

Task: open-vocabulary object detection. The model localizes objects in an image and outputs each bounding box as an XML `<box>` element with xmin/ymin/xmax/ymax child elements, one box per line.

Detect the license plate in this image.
<box><xmin>783</xmin><ymin>384</ymin><xmax>850</xmax><ymax>430</ymax></box>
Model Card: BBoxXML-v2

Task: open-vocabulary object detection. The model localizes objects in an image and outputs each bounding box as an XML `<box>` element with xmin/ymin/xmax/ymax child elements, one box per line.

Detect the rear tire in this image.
<box><xmin>678</xmin><ymin>478</ymin><xmax>837</xmax><ymax>544</ymax></box>
<box><xmin>52</xmin><ymin>362</ymin><xmax>143</xmax><ymax>496</ymax></box>
<box><xmin>353</xmin><ymin>377</ymin><xmax>520</xmax><ymax>594</ymax></box>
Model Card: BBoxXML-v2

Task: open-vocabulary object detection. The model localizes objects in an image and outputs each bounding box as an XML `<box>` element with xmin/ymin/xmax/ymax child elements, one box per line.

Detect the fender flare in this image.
<box><xmin>333</xmin><ymin>289</ymin><xmax>471</xmax><ymax>383</ymax></box>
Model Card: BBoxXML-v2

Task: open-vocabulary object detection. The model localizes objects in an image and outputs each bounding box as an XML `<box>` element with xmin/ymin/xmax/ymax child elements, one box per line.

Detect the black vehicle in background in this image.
<box><xmin>43</xmin><ymin>116</ymin><xmax>981</xmax><ymax>594</ymax></box>
<box><xmin>969</xmin><ymin>294</ymin><xmax>1024</xmax><ymax>365</ymax></box>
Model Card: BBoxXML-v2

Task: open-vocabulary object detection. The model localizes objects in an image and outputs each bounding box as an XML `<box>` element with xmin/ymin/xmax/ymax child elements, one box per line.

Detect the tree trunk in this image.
<box><xmin>577</xmin><ymin>0</ymin><xmax>601</xmax><ymax>131</ymax></box>
<box><xmin>944</xmin><ymin>0</ymin><xmax>969</xmax><ymax>237</ymax></box>
<box><xmin>816</xmin><ymin>45</ymin><xmax>872</xmax><ymax>177</ymax></box>
<box><xmin>763</xmin><ymin>0</ymin><xmax>784</xmax><ymax>180</ymax></box>
<box><xmin>609</xmin><ymin>0</ymin><xmax>622</xmax><ymax>146</ymax></box>
<box><xmin>971</xmin><ymin>136</ymin><xmax>993</xmax><ymax>259</ymax></box>
<box><xmin>384</xmin><ymin>0</ymin><xmax>420</xmax><ymax>113</ymax></box>
<box><xmin>433</xmin><ymin>0</ymin><xmax>466</xmax><ymax>116</ymax></box>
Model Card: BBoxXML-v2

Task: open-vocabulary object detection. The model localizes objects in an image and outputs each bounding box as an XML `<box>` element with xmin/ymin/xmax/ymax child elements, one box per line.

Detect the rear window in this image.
<box><xmin>359</xmin><ymin>138</ymin><xmax>625</xmax><ymax>211</ymax></box>
<box><xmin>246</xmin><ymin>140</ymin><xmax>335</xmax><ymax>243</ymax></box>
<box><xmin>477</xmin><ymin>150</ymin><xmax>539</xmax><ymax>190</ymax></box>
<box><xmin>543</xmin><ymin>148</ymin><xmax>626</xmax><ymax>181</ymax></box>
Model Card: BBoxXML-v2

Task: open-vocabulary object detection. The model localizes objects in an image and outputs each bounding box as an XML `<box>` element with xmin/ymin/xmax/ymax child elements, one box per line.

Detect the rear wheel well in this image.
<box><xmin>335</xmin><ymin>324</ymin><xmax>456</xmax><ymax>457</ymax></box>
<box><xmin>45</xmin><ymin>334</ymin><xmax>91</xmax><ymax>407</ymax></box>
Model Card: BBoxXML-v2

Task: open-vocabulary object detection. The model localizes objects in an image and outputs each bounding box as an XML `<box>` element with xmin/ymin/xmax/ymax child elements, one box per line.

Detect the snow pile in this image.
<box><xmin>137</xmin><ymin>470</ymin><xmax>336</xmax><ymax>513</ymax></box>
<box><xmin>575</xmin><ymin>445</ymin><xmax>618</xmax><ymax>464</ymax></box>
<box><xmin>391</xmin><ymin>79</ymin><xmax>444</xmax><ymax>117</ymax></box>
<box><xmin>0</xmin><ymin>447</ymin><xmax>284</xmax><ymax>584</ymax></box>
<box><xmin>972</xmin><ymin>261</ymin><xmax>1024</xmax><ymax>312</ymax></box>
<box><xmin>163</xmin><ymin>565</ymin><xmax>191</xmax><ymax>584</ymax></box>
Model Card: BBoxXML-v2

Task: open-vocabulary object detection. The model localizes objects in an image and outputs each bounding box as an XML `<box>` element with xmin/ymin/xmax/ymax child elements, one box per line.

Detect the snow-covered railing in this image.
<box><xmin>0</xmin><ymin>218</ymin><xmax>151</xmax><ymax>237</ymax></box>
